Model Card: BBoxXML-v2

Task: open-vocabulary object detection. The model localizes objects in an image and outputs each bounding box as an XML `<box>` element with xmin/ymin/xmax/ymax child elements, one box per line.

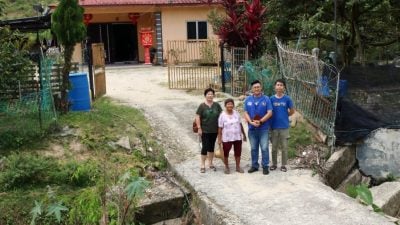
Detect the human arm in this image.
<box><xmin>240</xmin><ymin>123</ymin><xmax>247</xmax><ymax>142</ymax></box>
<box><xmin>288</xmin><ymin>108</ymin><xmax>295</xmax><ymax>116</ymax></box>
<box><xmin>260</xmin><ymin>110</ymin><xmax>272</xmax><ymax>124</ymax></box>
<box><xmin>218</xmin><ymin>127</ymin><xmax>222</xmax><ymax>145</ymax></box>
<box><xmin>244</xmin><ymin>110</ymin><xmax>260</xmax><ymax>127</ymax></box>
<box><xmin>195</xmin><ymin>114</ymin><xmax>202</xmax><ymax>136</ymax></box>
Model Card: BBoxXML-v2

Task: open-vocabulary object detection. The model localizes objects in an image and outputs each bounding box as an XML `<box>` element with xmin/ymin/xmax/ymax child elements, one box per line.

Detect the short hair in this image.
<box><xmin>224</xmin><ymin>98</ymin><xmax>234</xmax><ymax>106</ymax></box>
<box><xmin>251</xmin><ymin>80</ymin><xmax>261</xmax><ymax>86</ymax></box>
<box><xmin>274</xmin><ymin>79</ymin><xmax>286</xmax><ymax>88</ymax></box>
<box><xmin>204</xmin><ymin>88</ymin><xmax>215</xmax><ymax>96</ymax></box>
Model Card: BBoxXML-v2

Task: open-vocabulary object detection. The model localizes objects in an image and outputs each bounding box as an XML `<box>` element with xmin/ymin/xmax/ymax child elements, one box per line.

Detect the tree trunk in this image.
<box><xmin>60</xmin><ymin>45</ymin><xmax>74</xmax><ymax>113</ymax></box>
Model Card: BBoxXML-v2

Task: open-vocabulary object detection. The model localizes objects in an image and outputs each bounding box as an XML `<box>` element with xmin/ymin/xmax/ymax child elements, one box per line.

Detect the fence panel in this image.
<box><xmin>276</xmin><ymin>38</ymin><xmax>340</xmax><ymax>145</ymax></box>
<box><xmin>167</xmin><ymin>40</ymin><xmax>220</xmax><ymax>90</ymax></box>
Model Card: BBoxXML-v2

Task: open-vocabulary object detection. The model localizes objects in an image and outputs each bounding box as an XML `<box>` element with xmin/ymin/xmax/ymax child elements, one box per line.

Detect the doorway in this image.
<box><xmin>87</xmin><ymin>23</ymin><xmax>138</xmax><ymax>64</ymax></box>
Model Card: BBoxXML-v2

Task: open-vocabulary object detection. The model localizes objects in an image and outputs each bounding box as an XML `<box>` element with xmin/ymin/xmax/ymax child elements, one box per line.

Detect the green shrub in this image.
<box><xmin>68</xmin><ymin>187</ymin><xmax>102</xmax><ymax>224</ymax></box>
<box><xmin>0</xmin><ymin>153</ymin><xmax>60</xmax><ymax>191</ymax></box>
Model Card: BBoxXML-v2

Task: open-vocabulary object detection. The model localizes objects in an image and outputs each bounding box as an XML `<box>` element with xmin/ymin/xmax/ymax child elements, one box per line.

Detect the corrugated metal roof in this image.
<box><xmin>79</xmin><ymin>0</ymin><xmax>222</xmax><ymax>6</ymax></box>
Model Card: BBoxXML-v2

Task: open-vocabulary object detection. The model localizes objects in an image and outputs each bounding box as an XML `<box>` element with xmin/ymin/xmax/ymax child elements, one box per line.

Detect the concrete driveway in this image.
<box><xmin>105</xmin><ymin>65</ymin><xmax>393</xmax><ymax>225</ymax></box>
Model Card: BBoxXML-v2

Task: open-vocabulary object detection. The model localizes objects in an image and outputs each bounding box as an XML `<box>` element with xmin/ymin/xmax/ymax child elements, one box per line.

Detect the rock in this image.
<box><xmin>238</xmin><ymin>95</ymin><xmax>246</xmax><ymax>101</ymax></box>
<box><xmin>336</xmin><ymin>169</ymin><xmax>363</xmax><ymax>193</ymax></box>
<box><xmin>116</xmin><ymin>136</ymin><xmax>131</xmax><ymax>150</ymax></box>
<box><xmin>136</xmin><ymin>178</ymin><xmax>190</xmax><ymax>224</ymax></box>
<box><xmin>370</xmin><ymin>182</ymin><xmax>400</xmax><ymax>217</ymax></box>
<box><xmin>357</xmin><ymin>128</ymin><xmax>400</xmax><ymax>180</ymax></box>
<box><xmin>324</xmin><ymin>146</ymin><xmax>356</xmax><ymax>189</ymax></box>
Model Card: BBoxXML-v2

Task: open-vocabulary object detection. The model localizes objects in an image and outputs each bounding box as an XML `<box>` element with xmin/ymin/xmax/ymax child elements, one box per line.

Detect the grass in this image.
<box><xmin>0</xmin><ymin>97</ymin><xmax>167</xmax><ymax>224</ymax></box>
<box><xmin>288</xmin><ymin>122</ymin><xmax>313</xmax><ymax>159</ymax></box>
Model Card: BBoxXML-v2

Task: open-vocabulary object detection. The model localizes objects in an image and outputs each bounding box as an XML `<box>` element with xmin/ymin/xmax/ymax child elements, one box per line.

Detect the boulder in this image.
<box><xmin>370</xmin><ymin>182</ymin><xmax>400</xmax><ymax>217</ymax></box>
<box><xmin>324</xmin><ymin>146</ymin><xmax>356</xmax><ymax>189</ymax></box>
<box><xmin>357</xmin><ymin>128</ymin><xmax>400</xmax><ymax>180</ymax></box>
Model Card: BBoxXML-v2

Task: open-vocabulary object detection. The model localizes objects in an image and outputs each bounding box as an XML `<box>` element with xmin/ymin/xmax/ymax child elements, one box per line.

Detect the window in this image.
<box><xmin>187</xmin><ymin>21</ymin><xmax>208</xmax><ymax>40</ymax></box>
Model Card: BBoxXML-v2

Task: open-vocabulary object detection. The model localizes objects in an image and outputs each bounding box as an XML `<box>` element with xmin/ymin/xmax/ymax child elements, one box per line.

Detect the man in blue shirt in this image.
<box><xmin>270</xmin><ymin>79</ymin><xmax>295</xmax><ymax>172</ymax></box>
<box><xmin>244</xmin><ymin>80</ymin><xmax>273</xmax><ymax>175</ymax></box>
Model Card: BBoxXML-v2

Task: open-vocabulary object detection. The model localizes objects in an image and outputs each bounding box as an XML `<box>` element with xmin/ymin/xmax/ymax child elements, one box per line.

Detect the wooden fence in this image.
<box><xmin>0</xmin><ymin>63</ymin><xmax>78</xmax><ymax>101</ymax></box>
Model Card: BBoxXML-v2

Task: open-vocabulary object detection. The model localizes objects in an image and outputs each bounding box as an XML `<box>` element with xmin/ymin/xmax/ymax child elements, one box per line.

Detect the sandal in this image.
<box><xmin>210</xmin><ymin>165</ymin><xmax>217</xmax><ymax>171</ymax></box>
<box><xmin>224</xmin><ymin>167</ymin><xmax>230</xmax><ymax>174</ymax></box>
<box><xmin>280</xmin><ymin>166</ymin><xmax>287</xmax><ymax>172</ymax></box>
<box><xmin>200</xmin><ymin>168</ymin><xmax>206</xmax><ymax>173</ymax></box>
<box><xmin>270</xmin><ymin>165</ymin><xmax>277</xmax><ymax>171</ymax></box>
<box><xmin>236</xmin><ymin>168</ymin><xmax>244</xmax><ymax>173</ymax></box>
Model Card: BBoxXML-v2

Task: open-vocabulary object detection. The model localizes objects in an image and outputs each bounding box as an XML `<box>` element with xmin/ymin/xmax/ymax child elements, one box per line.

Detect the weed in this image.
<box><xmin>288</xmin><ymin>122</ymin><xmax>313</xmax><ymax>159</ymax></box>
<box><xmin>346</xmin><ymin>183</ymin><xmax>382</xmax><ymax>213</ymax></box>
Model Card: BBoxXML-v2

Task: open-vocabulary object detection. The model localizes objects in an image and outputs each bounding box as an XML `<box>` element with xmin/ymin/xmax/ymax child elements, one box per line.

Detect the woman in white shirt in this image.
<box><xmin>218</xmin><ymin>98</ymin><xmax>247</xmax><ymax>174</ymax></box>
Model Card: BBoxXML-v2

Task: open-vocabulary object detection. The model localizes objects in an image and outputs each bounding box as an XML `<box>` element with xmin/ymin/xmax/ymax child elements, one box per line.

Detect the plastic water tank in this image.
<box><xmin>68</xmin><ymin>72</ymin><xmax>91</xmax><ymax>111</ymax></box>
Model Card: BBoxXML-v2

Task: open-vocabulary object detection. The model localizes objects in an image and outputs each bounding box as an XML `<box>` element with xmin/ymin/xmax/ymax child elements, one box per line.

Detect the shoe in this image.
<box><xmin>200</xmin><ymin>168</ymin><xmax>206</xmax><ymax>173</ymax></box>
<box><xmin>210</xmin><ymin>165</ymin><xmax>217</xmax><ymax>171</ymax></box>
<box><xmin>248</xmin><ymin>167</ymin><xmax>258</xmax><ymax>173</ymax></box>
<box><xmin>280</xmin><ymin>166</ymin><xmax>287</xmax><ymax>172</ymax></box>
<box><xmin>236</xmin><ymin>167</ymin><xmax>244</xmax><ymax>173</ymax></box>
<box><xmin>263</xmin><ymin>167</ymin><xmax>269</xmax><ymax>175</ymax></box>
<box><xmin>270</xmin><ymin>165</ymin><xmax>277</xmax><ymax>171</ymax></box>
<box><xmin>224</xmin><ymin>167</ymin><xmax>230</xmax><ymax>174</ymax></box>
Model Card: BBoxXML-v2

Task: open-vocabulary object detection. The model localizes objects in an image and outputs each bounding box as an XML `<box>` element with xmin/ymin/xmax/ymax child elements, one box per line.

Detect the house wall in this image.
<box><xmin>161</xmin><ymin>6</ymin><xmax>221</xmax><ymax>60</ymax></box>
<box><xmin>74</xmin><ymin>4</ymin><xmax>223</xmax><ymax>64</ymax></box>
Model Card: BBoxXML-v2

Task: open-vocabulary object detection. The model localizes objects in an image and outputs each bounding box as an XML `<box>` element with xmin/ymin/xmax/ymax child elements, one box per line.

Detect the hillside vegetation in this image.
<box><xmin>1</xmin><ymin>0</ymin><xmax>56</xmax><ymax>19</ymax></box>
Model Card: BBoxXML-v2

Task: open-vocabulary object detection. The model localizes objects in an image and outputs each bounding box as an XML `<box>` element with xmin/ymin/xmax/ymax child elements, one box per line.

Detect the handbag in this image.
<box><xmin>214</xmin><ymin>144</ymin><xmax>223</xmax><ymax>159</ymax></box>
<box><xmin>192</xmin><ymin>119</ymin><xmax>198</xmax><ymax>133</ymax></box>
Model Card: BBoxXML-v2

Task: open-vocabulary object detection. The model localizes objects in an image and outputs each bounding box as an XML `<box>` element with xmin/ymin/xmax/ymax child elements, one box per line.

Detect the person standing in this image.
<box><xmin>218</xmin><ymin>98</ymin><xmax>247</xmax><ymax>174</ymax></box>
<box><xmin>244</xmin><ymin>80</ymin><xmax>273</xmax><ymax>175</ymax></box>
<box><xmin>196</xmin><ymin>88</ymin><xmax>222</xmax><ymax>173</ymax></box>
<box><xmin>270</xmin><ymin>79</ymin><xmax>295</xmax><ymax>172</ymax></box>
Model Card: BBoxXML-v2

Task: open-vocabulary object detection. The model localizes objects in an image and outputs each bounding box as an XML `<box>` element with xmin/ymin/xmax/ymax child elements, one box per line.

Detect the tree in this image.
<box><xmin>51</xmin><ymin>0</ymin><xmax>86</xmax><ymax>113</ymax></box>
<box><xmin>209</xmin><ymin>0</ymin><xmax>267</xmax><ymax>58</ymax></box>
<box><xmin>264</xmin><ymin>0</ymin><xmax>400</xmax><ymax>65</ymax></box>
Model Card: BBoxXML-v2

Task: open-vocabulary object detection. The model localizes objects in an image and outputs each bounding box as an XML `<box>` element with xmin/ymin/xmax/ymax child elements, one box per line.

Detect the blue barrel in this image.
<box><xmin>339</xmin><ymin>80</ymin><xmax>348</xmax><ymax>97</ymax></box>
<box><xmin>317</xmin><ymin>76</ymin><xmax>330</xmax><ymax>96</ymax></box>
<box><xmin>68</xmin><ymin>72</ymin><xmax>91</xmax><ymax>111</ymax></box>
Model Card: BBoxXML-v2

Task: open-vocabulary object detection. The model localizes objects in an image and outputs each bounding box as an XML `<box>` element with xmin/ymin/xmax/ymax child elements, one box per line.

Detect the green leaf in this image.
<box><xmin>356</xmin><ymin>184</ymin><xmax>373</xmax><ymax>205</ymax></box>
<box><xmin>372</xmin><ymin>204</ymin><xmax>383</xmax><ymax>213</ymax></box>
<box><xmin>30</xmin><ymin>201</ymin><xmax>42</xmax><ymax>225</ymax></box>
<box><xmin>345</xmin><ymin>184</ymin><xmax>358</xmax><ymax>198</ymax></box>
<box><xmin>46</xmin><ymin>201</ymin><xmax>68</xmax><ymax>223</ymax></box>
<box><xmin>124</xmin><ymin>177</ymin><xmax>150</xmax><ymax>200</ymax></box>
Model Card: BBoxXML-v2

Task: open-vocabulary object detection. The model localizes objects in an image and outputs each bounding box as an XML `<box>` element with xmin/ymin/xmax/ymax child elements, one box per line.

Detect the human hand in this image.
<box><xmin>198</xmin><ymin>128</ymin><xmax>202</xmax><ymax>136</ymax></box>
<box><xmin>252</xmin><ymin>120</ymin><xmax>260</xmax><ymax>127</ymax></box>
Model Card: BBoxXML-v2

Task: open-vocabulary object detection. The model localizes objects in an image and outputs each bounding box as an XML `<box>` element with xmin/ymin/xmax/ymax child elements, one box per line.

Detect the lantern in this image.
<box><xmin>83</xmin><ymin>14</ymin><xmax>93</xmax><ymax>26</ymax></box>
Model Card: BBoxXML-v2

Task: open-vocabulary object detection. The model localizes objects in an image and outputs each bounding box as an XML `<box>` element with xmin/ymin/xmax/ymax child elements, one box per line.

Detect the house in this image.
<box><xmin>75</xmin><ymin>0</ymin><xmax>223</xmax><ymax>65</ymax></box>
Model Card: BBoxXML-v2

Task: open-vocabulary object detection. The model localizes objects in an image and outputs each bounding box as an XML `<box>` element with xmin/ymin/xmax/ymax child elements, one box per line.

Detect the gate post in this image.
<box><xmin>220</xmin><ymin>42</ymin><xmax>225</xmax><ymax>92</ymax></box>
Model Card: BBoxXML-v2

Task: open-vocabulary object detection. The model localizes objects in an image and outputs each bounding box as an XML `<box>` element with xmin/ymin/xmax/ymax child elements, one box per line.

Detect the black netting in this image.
<box><xmin>335</xmin><ymin>64</ymin><xmax>400</xmax><ymax>144</ymax></box>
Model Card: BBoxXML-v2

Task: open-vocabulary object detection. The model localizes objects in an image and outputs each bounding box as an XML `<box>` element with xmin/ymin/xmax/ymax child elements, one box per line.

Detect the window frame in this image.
<box><xmin>186</xmin><ymin>20</ymin><xmax>208</xmax><ymax>40</ymax></box>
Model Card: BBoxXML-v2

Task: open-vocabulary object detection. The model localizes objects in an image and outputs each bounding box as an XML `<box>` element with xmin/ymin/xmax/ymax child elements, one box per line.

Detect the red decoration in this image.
<box><xmin>83</xmin><ymin>14</ymin><xmax>93</xmax><ymax>26</ymax></box>
<box><xmin>128</xmin><ymin>13</ymin><xmax>140</xmax><ymax>25</ymax></box>
<box><xmin>139</xmin><ymin>28</ymin><xmax>154</xmax><ymax>65</ymax></box>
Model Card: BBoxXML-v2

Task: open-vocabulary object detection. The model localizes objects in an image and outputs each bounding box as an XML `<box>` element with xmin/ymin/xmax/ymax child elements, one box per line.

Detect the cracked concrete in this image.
<box><xmin>105</xmin><ymin>65</ymin><xmax>393</xmax><ymax>225</ymax></box>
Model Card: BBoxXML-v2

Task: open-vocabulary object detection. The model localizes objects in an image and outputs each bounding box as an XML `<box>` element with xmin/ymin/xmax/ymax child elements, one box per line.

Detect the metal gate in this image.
<box><xmin>167</xmin><ymin>40</ymin><xmax>220</xmax><ymax>89</ymax></box>
<box><xmin>222</xmin><ymin>46</ymin><xmax>248</xmax><ymax>96</ymax></box>
<box><xmin>166</xmin><ymin>40</ymin><xmax>248</xmax><ymax>95</ymax></box>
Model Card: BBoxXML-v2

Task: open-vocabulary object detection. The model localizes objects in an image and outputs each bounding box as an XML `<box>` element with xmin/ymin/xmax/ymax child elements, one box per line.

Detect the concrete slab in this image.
<box><xmin>106</xmin><ymin>66</ymin><xmax>393</xmax><ymax>225</ymax></box>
